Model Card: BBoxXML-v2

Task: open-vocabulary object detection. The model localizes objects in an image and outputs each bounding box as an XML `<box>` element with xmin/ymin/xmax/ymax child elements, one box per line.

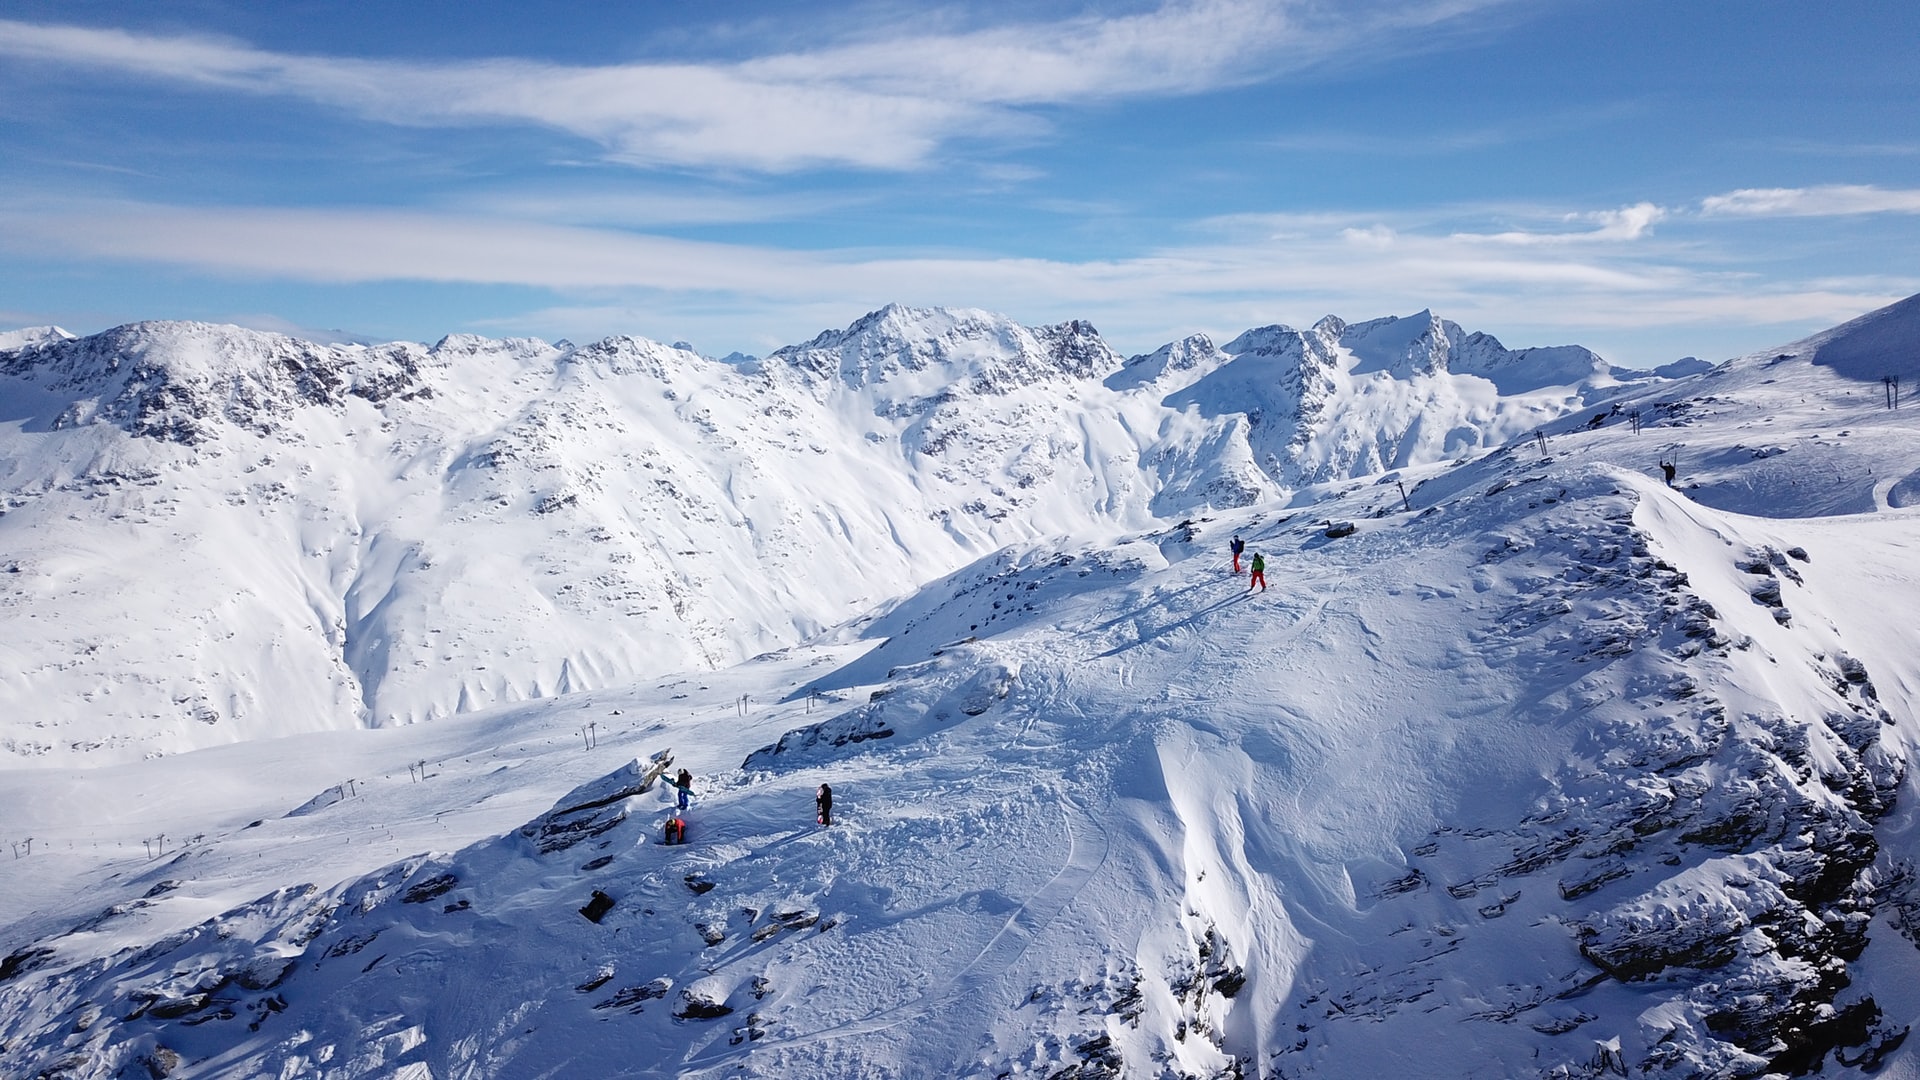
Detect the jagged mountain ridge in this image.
<box><xmin>0</xmin><ymin>305</ymin><xmax>1653</xmax><ymax>763</ymax></box>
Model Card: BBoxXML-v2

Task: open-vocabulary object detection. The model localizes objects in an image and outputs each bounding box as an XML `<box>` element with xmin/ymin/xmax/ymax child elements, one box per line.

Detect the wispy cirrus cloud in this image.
<box><xmin>0</xmin><ymin>196</ymin><xmax>1652</xmax><ymax>296</ymax></box>
<box><xmin>1224</xmin><ymin>200</ymin><xmax>1672</xmax><ymax>249</ymax></box>
<box><xmin>1699</xmin><ymin>185</ymin><xmax>1920</xmax><ymax>218</ymax></box>
<box><xmin>1451</xmin><ymin>202</ymin><xmax>1667</xmax><ymax>245</ymax></box>
<box><xmin>6</xmin><ymin>193</ymin><xmax>1905</xmax><ymax>357</ymax></box>
<box><xmin>0</xmin><ymin>1</ymin><xmax>1521</xmax><ymax>173</ymax></box>
<box><xmin>1262</xmin><ymin>127</ymin><xmax>1517</xmax><ymax>156</ymax></box>
<box><xmin>0</xmin><ymin>202</ymin><xmax>824</xmax><ymax>291</ymax></box>
<box><xmin>0</xmin><ymin>19</ymin><xmax>972</xmax><ymax>171</ymax></box>
<box><xmin>445</xmin><ymin>187</ymin><xmax>870</xmax><ymax>229</ymax></box>
<box><xmin>1258</xmin><ymin>101</ymin><xmax>1649</xmax><ymax>158</ymax></box>
<box><xmin>1731</xmin><ymin>138</ymin><xmax>1920</xmax><ymax>159</ymax></box>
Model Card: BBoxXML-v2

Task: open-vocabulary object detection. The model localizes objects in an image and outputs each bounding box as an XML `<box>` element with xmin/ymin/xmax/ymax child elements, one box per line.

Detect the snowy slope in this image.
<box><xmin>1</xmin><ymin>306</ymin><xmax>1643</xmax><ymax>765</ymax></box>
<box><xmin>3</xmin><ymin>297</ymin><xmax>1920</xmax><ymax>1079</ymax></box>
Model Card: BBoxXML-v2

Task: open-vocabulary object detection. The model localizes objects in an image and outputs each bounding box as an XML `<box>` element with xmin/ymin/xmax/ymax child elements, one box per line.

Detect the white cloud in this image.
<box><xmin>1341</xmin><ymin>225</ymin><xmax>1399</xmax><ymax>248</ymax></box>
<box><xmin>9</xmin><ymin>193</ymin><xmax>1900</xmax><ymax>356</ymax></box>
<box><xmin>1262</xmin><ymin>128</ymin><xmax>1513</xmax><ymax>155</ymax></box>
<box><xmin>213</xmin><ymin>314</ymin><xmax>380</xmax><ymax>345</ymax></box>
<box><xmin>0</xmin><ymin>203</ymin><xmax>823</xmax><ymax>291</ymax></box>
<box><xmin>447</xmin><ymin>188</ymin><xmax>868</xmax><ymax>229</ymax></box>
<box><xmin>1699</xmin><ymin>185</ymin><xmax>1920</xmax><ymax>218</ymax></box>
<box><xmin>752</xmin><ymin>0</ymin><xmax>1299</xmax><ymax>102</ymax></box>
<box><xmin>1451</xmin><ymin>202</ymin><xmax>1667</xmax><ymax>245</ymax></box>
<box><xmin>0</xmin><ymin>2</ymin><xmax>1520</xmax><ymax>173</ymax></box>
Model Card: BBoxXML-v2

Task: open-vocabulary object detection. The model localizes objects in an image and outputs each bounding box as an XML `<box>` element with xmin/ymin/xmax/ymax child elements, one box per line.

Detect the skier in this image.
<box><xmin>671</xmin><ymin>768</ymin><xmax>693</xmax><ymax>810</ymax></box>
<box><xmin>1660</xmin><ymin>461</ymin><xmax>1677</xmax><ymax>487</ymax></box>
<box><xmin>1230</xmin><ymin>535</ymin><xmax>1245</xmax><ymax>575</ymax></box>
<box><xmin>816</xmin><ymin>783</ymin><xmax>833</xmax><ymax>827</ymax></box>
<box><xmin>663</xmin><ymin>815</ymin><xmax>687</xmax><ymax>845</ymax></box>
<box><xmin>1248</xmin><ymin>552</ymin><xmax>1267</xmax><ymax>592</ymax></box>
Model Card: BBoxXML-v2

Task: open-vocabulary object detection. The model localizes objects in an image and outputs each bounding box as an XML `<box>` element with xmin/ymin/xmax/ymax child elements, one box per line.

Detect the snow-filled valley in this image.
<box><xmin>3</xmin><ymin>297</ymin><xmax>1920</xmax><ymax>1079</ymax></box>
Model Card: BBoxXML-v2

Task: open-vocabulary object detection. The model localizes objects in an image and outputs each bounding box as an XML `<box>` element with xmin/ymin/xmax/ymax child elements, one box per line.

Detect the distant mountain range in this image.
<box><xmin>0</xmin><ymin>306</ymin><xmax>1672</xmax><ymax>761</ymax></box>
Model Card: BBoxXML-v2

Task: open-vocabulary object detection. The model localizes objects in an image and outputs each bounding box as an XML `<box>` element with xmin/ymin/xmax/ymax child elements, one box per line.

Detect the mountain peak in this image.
<box><xmin>766</xmin><ymin>305</ymin><xmax>1121</xmax><ymax>395</ymax></box>
<box><xmin>1220</xmin><ymin>323</ymin><xmax>1307</xmax><ymax>358</ymax></box>
<box><xmin>0</xmin><ymin>325</ymin><xmax>75</xmax><ymax>351</ymax></box>
<box><xmin>1341</xmin><ymin>309</ymin><xmax>1456</xmax><ymax>378</ymax></box>
<box><xmin>1108</xmin><ymin>333</ymin><xmax>1226</xmax><ymax>391</ymax></box>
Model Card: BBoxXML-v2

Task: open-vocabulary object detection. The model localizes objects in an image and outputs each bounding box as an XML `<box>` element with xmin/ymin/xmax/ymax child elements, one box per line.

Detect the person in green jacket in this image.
<box><xmin>1248</xmin><ymin>553</ymin><xmax>1266</xmax><ymax>592</ymax></box>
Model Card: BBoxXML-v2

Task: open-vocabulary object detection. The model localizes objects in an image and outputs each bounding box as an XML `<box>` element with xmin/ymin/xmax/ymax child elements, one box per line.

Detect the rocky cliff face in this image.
<box><xmin>1395</xmin><ymin>482</ymin><xmax>1911</xmax><ymax>1076</ymax></box>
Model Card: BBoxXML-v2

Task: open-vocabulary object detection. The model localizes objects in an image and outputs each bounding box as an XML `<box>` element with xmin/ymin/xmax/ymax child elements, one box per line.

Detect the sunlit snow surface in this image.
<box><xmin>2</xmin><ymin>301</ymin><xmax>1919</xmax><ymax>1079</ymax></box>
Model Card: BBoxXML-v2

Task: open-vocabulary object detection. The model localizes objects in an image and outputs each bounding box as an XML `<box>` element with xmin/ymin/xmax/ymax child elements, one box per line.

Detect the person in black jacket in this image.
<box><xmin>671</xmin><ymin>768</ymin><xmax>693</xmax><ymax>810</ymax></box>
<box><xmin>816</xmin><ymin>783</ymin><xmax>833</xmax><ymax>827</ymax></box>
<box><xmin>1230</xmin><ymin>535</ymin><xmax>1245</xmax><ymax>575</ymax></box>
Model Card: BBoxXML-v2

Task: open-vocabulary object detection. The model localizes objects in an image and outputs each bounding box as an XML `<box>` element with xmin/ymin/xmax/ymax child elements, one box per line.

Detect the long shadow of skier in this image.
<box><xmin>1095</xmin><ymin>589</ymin><xmax>1251</xmax><ymax>658</ymax></box>
<box><xmin>1082</xmin><ymin>574</ymin><xmax>1226</xmax><ymax>636</ymax></box>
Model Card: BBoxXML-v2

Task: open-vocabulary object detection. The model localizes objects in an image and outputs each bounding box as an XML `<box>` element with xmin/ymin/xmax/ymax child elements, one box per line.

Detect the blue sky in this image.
<box><xmin>1</xmin><ymin>0</ymin><xmax>1917</xmax><ymax>365</ymax></box>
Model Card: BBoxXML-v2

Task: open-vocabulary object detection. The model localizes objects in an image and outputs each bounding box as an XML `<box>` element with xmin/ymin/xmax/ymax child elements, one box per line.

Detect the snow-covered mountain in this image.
<box><xmin>3</xmin><ymin>296</ymin><xmax>1920</xmax><ymax>1079</ymax></box>
<box><xmin>0</xmin><ymin>306</ymin><xmax>1640</xmax><ymax>764</ymax></box>
<box><xmin>0</xmin><ymin>325</ymin><xmax>74</xmax><ymax>352</ymax></box>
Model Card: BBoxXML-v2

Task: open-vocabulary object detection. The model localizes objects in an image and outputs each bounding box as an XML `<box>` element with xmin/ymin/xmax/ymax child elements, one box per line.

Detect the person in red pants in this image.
<box><xmin>1230</xmin><ymin>535</ymin><xmax>1245</xmax><ymax>574</ymax></box>
<box><xmin>1248</xmin><ymin>552</ymin><xmax>1266</xmax><ymax>592</ymax></box>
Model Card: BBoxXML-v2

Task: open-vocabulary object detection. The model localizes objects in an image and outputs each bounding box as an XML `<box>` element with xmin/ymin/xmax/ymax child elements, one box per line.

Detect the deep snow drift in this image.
<box><xmin>2</xmin><ymin>298</ymin><xmax>1919</xmax><ymax>1079</ymax></box>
